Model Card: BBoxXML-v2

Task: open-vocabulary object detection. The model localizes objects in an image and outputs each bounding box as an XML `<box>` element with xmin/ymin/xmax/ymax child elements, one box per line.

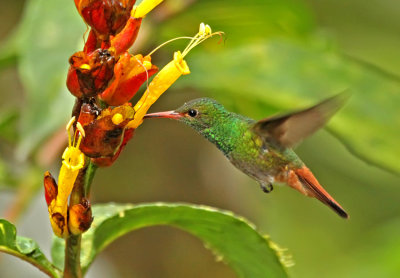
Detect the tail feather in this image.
<box><xmin>292</xmin><ymin>167</ymin><xmax>349</xmax><ymax>219</ymax></box>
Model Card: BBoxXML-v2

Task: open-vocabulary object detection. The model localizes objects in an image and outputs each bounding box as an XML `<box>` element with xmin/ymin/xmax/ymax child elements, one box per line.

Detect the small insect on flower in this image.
<box><xmin>46</xmin><ymin>116</ymin><xmax>86</xmax><ymax>238</ymax></box>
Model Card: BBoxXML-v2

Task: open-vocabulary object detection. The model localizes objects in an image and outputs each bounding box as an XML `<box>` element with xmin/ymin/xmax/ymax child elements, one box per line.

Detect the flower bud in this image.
<box><xmin>68</xmin><ymin>198</ymin><xmax>93</xmax><ymax>235</ymax></box>
<box><xmin>44</xmin><ymin>171</ymin><xmax>57</xmax><ymax>207</ymax></box>
<box><xmin>76</xmin><ymin>0</ymin><xmax>136</xmax><ymax>38</ymax></box>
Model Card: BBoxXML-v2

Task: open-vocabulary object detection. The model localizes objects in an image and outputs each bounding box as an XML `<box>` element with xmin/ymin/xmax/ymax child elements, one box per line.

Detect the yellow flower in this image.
<box><xmin>47</xmin><ymin>117</ymin><xmax>86</xmax><ymax>238</ymax></box>
<box><xmin>128</xmin><ymin>23</ymin><xmax>222</xmax><ymax>129</ymax></box>
<box><xmin>133</xmin><ymin>0</ymin><xmax>165</xmax><ymax>18</ymax></box>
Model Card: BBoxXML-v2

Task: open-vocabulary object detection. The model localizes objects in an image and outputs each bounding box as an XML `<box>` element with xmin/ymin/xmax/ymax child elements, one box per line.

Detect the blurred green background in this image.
<box><xmin>1</xmin><ymin>0</ymin><xmax>400</xmax><ymax>277</ymax></box>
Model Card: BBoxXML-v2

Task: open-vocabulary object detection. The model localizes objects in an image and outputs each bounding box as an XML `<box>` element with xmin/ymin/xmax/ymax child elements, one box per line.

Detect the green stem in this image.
<box><xmin>63</xmin><ymin>160</ymin><xmax>97</xmax><ymax>278</ymax></box>
<box><xmin>84</xmin><ymin>161</ymin><xmax>98</xmax><ymax>196</ymax></box>
<box><xmin>63</xmin><ymin>235</ymin><xmax>82</xmax><ymax>278</ymax></box>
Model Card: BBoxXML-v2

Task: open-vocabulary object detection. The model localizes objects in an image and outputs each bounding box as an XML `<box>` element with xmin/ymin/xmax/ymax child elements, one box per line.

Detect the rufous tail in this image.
<box><xmin>288</xmin><ymin>166</ymin><xmax>349</xmax><ymax>219</ymax></box>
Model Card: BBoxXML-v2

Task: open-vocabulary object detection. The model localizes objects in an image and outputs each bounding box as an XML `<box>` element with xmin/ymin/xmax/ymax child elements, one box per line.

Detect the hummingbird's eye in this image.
<box><xmin>188</xmin><ymin>109</ymin><xmax>198</xmax><ymax>117</ymax></box>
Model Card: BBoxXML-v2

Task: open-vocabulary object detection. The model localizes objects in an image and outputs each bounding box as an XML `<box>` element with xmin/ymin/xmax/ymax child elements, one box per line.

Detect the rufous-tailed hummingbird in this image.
<box><xmin>145</xmin><ymin>94</ymin><xmax>349</xmax><ymax>218</ymax></box>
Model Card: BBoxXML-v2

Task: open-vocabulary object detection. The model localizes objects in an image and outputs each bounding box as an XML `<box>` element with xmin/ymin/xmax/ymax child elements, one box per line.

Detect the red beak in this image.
<box><xmin>144</xmin><ymin>110</ymin><xmax>183</xmax><ymax>119</ymax></box>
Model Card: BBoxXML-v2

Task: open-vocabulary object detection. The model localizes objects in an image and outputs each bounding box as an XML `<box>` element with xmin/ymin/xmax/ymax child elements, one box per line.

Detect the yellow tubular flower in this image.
<box><xmin>127</xmin><ymin>23</ymin><xmax>222</xmax><ymax>129</ymax></box>
<box><xmin>129</xmin><ymin>51</ymin><xmax>189</xmax><ymax>128</ymax></box>
<box><xmin>132</xmin><ymin>0</ymin><xmax>165</xmax><ymax>18</ymax></box>
<box><xmin>48</xmin><ymin>117</ymin><xmax>86</xmax><ymax>238</ymax></box>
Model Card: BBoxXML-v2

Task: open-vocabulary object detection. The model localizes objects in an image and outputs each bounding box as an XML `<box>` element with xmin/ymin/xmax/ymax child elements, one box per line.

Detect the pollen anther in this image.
<box><xmin>80</xmin><ymin>64</ymin><xmax>91</xmax><ymax>70</ymax></box>
<box><xmin>112</xmin><ymin>113</ymin><xmax>124</xmax><ymax>125</ymax></box>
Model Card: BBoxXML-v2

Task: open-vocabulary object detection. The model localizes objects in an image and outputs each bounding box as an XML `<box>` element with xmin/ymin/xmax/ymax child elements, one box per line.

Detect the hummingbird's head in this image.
<box><xmin>144</xmin><ymin>98</ymin><xmax>228</xmax><ymax>132</ymax></box>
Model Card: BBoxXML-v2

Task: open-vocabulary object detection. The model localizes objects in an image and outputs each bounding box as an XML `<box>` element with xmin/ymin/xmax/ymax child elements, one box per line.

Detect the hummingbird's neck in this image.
<box><xmin>199</xmin><ymin>114</ymin><xmax>252</xmax><ymax>156</ymax></box>
<box><xmin>201</xmin><ymin>128</ymin><xmax>234</xmax><ymax>155</ymax></box>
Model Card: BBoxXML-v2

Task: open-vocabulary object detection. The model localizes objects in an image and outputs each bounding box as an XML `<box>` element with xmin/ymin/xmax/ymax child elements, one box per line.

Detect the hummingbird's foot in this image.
<box><xmin>260</xmin><ymin>182</ymin><xmax>273</xmax><ymax>193</ymax></box>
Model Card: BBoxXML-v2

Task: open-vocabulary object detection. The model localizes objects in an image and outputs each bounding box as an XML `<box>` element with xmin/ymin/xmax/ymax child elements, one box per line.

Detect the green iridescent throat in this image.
<box><xmin>199</xmin><ymin>115</ymin><xmax>251</xmax><ymax>155</ymax></box>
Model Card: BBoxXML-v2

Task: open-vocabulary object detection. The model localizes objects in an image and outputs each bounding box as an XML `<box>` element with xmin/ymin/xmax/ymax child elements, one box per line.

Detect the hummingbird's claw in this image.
<box><xmin>260</xmin><ymin>182</ymin><xmax>273</xmax><ymax>193</ymax></box>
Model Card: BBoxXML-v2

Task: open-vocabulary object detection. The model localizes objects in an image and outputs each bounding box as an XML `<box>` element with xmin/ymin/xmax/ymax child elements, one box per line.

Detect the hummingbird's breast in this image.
<box><xmin>228</xmin><ymin>130</ymin><xmax>297</xmax><ymax>183</ymax></box>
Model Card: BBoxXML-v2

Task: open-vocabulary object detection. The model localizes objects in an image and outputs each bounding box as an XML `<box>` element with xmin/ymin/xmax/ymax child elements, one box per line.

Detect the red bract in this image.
<box><xmin>76</xmin><ymin>0</ymin><xmax>136</xmax><ymax>38</ymax></box>
<box><xmin>67</xmin><ymin>49</ymin><xmax>116</xmax><ymax>98</ymax></box>
<box><xmin>44</xmin><ymin>171</ymin><xmax>58</xmax><ymax>207</ymax></box>
<box><xmin>99</xmin><ymin>53</ymin><xmax>158</xmax><ymax>106</ymax></box>
<box><xmin>76</xmin><ymin>102</ymin><xmax>99</xmax><ymax>127</ymax></box>
<box><xmin>92</xmin><ymin>128</ymin><xmax>134</xmax><ymax>167</ymax></box>
<box><xmin>82</xmin><ymin>14</ymin><xmax>142</xmax><ymax>55</ymax></box>
<box><xmin>110</xmin><ymin>17</ymin><xmax>142</xmax><ymax>55</ymax></box>
<box><xmin>81</xmin><ymin>30</ymin><xmax>113</xmax><ymax>55</ymax></box>
<box><xmin>79</xmin><ymin>104</ymin><xmax>135</xmax><ymax>159</ymax></box>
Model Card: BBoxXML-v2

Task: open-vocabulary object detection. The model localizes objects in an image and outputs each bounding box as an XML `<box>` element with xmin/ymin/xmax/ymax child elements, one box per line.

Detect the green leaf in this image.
<box><xmin>0</xmin><ymin>39</ymin><xmax>18</xmax><ymax>70</ymax></box>
<box><xmin>0</xmin><ymin>109</ymin><xmax>19</xmax><ymax>142</ymax></box>
<box><xmin>0</xmin><ymin>110</ymin><xmax>19</xmax><ymax>188</ymax></box>
<box><xmin>13</xmin><ymin>0</ymin><xmax>85</xmax><ymax>159</ymax></box>
<box><xmin>52</xmin><ymin>203</ymin><xmax>288</xmax><ymax>277</ymax></box>
<box><xmin>177</xmin><ymin>39</ymin><xmax>400</xmax><ymax>174</ymax></box>
<box><xmin>0</xmin><ymin>219</ymin><xmax>61</xmax><ymax>278</ymax></box>
<box><xmin>0</xmin><ymin>109</ymin><xmax>19</xmax><ymax>188</ymax></box>
<box><xmin>0</xmin><ymin>159</ymin><xmax>16</xmax><ymax>188</ymax></box>
<box><xmin>157</xmin><ymin>0</ymin><xmax>315</xmax><ymax>46</ymax></box>
<box><xmin>0</xmin><ymin>10</ymin><xmax>22</xmax><ymax>71</ymax></box>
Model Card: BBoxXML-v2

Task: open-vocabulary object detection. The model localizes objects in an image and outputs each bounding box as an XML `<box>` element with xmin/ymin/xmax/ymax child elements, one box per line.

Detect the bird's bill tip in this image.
<box><xmin>144</xmin><ymin>110</ymin><xmax>183</xmax><ymax>119</ymax></box>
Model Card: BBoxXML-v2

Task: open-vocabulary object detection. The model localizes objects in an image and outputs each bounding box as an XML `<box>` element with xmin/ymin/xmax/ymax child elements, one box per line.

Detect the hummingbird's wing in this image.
<box><xmin>251</xmin><ymin>93</ymin><xmax>349</xmax><ymax>148</ymax></box>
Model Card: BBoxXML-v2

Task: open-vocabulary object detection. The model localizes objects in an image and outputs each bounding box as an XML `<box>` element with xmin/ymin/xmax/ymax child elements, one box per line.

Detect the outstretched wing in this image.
<box><xmin>251</xmin><ymin>93</ymin><xmax>349</xmax><ymax>148</ymax></box>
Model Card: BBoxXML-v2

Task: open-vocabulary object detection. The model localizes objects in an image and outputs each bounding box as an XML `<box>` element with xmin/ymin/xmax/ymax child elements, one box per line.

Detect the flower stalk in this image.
<box><xmin>64</xmin><ymin>161</ymin><xmax>97</xmax><ymax>278</ymax></box>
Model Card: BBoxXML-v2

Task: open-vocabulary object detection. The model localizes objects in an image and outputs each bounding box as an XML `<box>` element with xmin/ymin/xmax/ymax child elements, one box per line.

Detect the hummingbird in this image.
<box><xmin>144</xmin><ymin>94</ymin><xmax>349</xmax><ymax>218</ymax></box>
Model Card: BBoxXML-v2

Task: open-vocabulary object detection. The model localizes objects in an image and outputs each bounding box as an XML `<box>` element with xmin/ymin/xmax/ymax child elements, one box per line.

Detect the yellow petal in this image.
<box><xmin>133</xmin><ymin>0</ymin><xmax>164</xmax><ymax>18</ymax></box>
<box><xmin>128</xmin><ymin>51</ymin><xmax>190</xmax><ymax>129</ymax></box>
